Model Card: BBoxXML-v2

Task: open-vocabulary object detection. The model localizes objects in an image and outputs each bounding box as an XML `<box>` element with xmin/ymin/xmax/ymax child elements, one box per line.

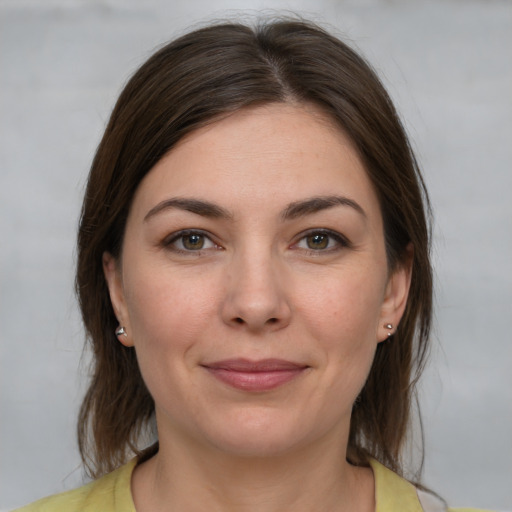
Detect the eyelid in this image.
<box><xmin>291</xmin><ymin>228</ymin><xmax>351</xmax><ymax>252</ymax></box>
<box><xmin>163</xmin><ymin>229</ymin><xmax>222</xmax><ymax>253</ymax></box>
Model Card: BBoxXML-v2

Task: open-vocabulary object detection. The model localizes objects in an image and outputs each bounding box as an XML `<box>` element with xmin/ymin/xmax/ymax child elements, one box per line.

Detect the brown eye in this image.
<box><xmin>306</xmin><ymin>233</ymin><xmax>329</xmax><ymax>250</ymax></box>
<box><xmin>165</xmin><ymin>230</ymin><xmax>218</xmax><ymax>252</ymax></box>
<box><xmin>182</xmin><ymin>233</ymin><xmax>205</xmax><ymax>250</ymax></box>
<box><xmin>294</xmin><ymin>230</ymin><xmax>349</xmax><ymax>253</ymax></box>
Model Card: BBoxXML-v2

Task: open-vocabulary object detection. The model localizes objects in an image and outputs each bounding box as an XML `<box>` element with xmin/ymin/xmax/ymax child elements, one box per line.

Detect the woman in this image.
<box><xmin>16</xmin><ymin>18</ymin><xmax>486</xmax><ymax>512</ymax></box>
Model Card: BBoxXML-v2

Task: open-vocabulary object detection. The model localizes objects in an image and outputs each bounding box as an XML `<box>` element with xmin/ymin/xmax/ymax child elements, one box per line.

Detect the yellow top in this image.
<box><xmin>13</xmin><ymin>458</ymin><xmax>491</xmax><ymax>512</ymax></box>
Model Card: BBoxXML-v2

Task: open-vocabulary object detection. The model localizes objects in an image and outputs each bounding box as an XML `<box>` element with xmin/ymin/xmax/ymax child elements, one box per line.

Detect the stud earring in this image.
<box><xmin>115</xmin><ymin>326</ymin><xmax>127</xmax><ymax>337</ymax></box>
<box><xmin>384</xmin><ymin>323</ymin><xmax>393</xmax><ymax>338</ymax></box>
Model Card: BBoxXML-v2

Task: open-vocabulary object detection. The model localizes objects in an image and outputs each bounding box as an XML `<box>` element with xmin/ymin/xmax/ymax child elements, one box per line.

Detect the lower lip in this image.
<box><xmin>204</xmin><ymin>367</ymin><xmax>305</xmax><ymax>392</ymax></box>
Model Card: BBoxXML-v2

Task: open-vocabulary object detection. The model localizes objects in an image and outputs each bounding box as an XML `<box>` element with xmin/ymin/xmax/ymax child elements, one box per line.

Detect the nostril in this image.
<box><xmin>233</xmin><ymin>317</ymin><xmax>278</xmax><ymax>325</ymax></box>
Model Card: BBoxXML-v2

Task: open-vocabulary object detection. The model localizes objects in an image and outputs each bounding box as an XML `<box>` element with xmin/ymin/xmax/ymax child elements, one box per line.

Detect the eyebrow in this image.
<box><xmin>144</xmin><ymin>195</ymin><xmax>366</xmax><ymax>222</ymax></box>
<box><xmin>281</xmin><ymin>195</ymin><xmax>366</xmax><ymax>220</ymax></box>
<box><xmin>144</xmin><ymin>198</ymin><xmax>233</xmax><ymax>222</ymax></box>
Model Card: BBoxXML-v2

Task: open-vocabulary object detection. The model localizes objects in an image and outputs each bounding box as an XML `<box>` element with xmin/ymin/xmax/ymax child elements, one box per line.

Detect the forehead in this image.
<box><xmin>129</xmin><ymin>103</ymin><xmax>381</xmax><ymax>222</ymax></box>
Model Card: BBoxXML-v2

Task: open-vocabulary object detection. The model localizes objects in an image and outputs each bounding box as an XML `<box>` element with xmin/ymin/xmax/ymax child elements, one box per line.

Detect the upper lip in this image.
<box><xmin>202</xmin><ymin>358</ymin><xmax>308</xmax><ymax>372</ymax></box>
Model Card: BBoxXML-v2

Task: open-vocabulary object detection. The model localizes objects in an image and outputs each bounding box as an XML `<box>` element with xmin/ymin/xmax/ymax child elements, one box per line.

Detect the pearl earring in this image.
<box><xmin>115</xmin><ymin>326</ymin><xmax>127</xmax><ymax>337</ymax></box>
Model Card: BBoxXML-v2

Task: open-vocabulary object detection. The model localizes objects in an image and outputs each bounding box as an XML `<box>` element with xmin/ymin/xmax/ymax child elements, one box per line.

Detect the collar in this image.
<box><xmin>117</xmin><ymin>457</ymin><xmax>424</xmax><ymax>512</ymax></box>
<box><xmin>369</xmin><ymin>458</ymin><xmax>425</xmax><ymax>512</ymax></box>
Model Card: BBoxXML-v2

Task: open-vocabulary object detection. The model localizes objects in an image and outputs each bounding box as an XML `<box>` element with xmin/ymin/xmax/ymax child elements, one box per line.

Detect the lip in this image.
<box><xmin>202</xmin><ymin>358</ymin><xmax>309</xmax><ymax>392</ymax></box>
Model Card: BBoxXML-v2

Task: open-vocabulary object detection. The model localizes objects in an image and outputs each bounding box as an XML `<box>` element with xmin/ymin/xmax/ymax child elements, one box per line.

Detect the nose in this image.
<box><xmin>220</xmin><ymin>250</ymin><xmax>291</xmax><ymax>333</ymax></box>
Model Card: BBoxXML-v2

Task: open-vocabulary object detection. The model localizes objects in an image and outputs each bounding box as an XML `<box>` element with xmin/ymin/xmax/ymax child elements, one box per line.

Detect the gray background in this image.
<box><xmin>1</xmin><ymin>0</ymin><xmax>511</xmax><ymax>510</ymax></box>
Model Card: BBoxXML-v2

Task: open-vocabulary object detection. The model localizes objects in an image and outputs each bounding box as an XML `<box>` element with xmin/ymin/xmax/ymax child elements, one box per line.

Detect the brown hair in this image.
<box><xmin>76</xmin><ymin>18</ymin><xmax>432</xmax><ymax>479</ymax></box>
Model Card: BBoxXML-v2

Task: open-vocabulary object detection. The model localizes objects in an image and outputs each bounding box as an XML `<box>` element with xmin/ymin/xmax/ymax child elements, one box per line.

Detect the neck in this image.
<box><xmin>132</xmin><ymin>428</ymin><xmax>374</xmax><ymax>512</ymax></box>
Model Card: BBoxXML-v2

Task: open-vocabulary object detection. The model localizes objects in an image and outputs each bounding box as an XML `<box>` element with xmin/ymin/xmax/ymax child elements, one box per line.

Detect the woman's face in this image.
<box><xmin>104</xmin><ymin>103</ymin><xmax>410</xmax><ymax>458</ymax></box>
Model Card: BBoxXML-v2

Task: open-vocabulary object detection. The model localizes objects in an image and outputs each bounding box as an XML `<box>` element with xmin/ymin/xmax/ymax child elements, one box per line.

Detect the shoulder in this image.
<box><xmin>12</xmin><ymin>460</ymin><xmax>136</xmax><ymax>512</ymax></box>
<box><xmin>369</xmin><ymin>459</ymin><xmax>494</xmax><ymax>512</ymax></box>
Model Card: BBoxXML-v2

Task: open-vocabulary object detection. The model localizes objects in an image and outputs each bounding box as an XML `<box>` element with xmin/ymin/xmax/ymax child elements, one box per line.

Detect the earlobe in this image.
<box><xmin>102</xmin><ymin>252</ymin><xmax>134</xmax><ymax>347</ymax></box>
<box><xmin>377</xmin><ymin>245</ymin><xmax>413</xmax><ymax>343</ymax></box>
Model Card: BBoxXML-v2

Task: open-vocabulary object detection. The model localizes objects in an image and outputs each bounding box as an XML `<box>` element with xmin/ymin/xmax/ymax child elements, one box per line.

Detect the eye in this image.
<box><xmin>293</xmin><ymin>230</ymin><xmax>349</xmax><ymax>252</ymax></box>
<box><xmin>165</xmin><ymin>230</ymin><xmax>219</xmax><ymax>252</ymax></box>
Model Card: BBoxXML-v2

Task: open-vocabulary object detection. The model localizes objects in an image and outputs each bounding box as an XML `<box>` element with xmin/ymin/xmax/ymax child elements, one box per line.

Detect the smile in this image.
<box><xmin>202</xmin><ymin>359</ymin><xmax>309</xmax><ymax>392</ymax></box>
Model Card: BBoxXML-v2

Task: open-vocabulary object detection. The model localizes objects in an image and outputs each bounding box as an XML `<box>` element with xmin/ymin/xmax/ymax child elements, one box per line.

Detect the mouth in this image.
<box><xmin>201</xmin><ymin>358</ymin><xmax>309</xmax><ymax>392</ymax></box>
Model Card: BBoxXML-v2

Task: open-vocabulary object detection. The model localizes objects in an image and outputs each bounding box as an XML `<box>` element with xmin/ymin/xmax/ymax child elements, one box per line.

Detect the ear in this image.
<box><xmin>377</xmin><ymin>244</ymin><xmax>413</xmax><ymax>343</ymax></box>
<box><xmin>102</xmin><ymin>252</ymin><xmax>134</xmax><ymax>347</ymax></box>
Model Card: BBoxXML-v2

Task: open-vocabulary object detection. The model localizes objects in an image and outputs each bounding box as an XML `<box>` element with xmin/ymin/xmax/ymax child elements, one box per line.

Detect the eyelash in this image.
<box><xmin>162</xmin><ymin>229</ymin><xmax>350</xmax><ymax>255</ymax></box>
<box><xmin>292</xmin><ymin>229</ymin><xmax>351</xmax><ymax>254</ymax></box>
<box><xmin>163</xmin><ymin>230</ymin><xmax>221</xmax><ymax>254</ymax></box>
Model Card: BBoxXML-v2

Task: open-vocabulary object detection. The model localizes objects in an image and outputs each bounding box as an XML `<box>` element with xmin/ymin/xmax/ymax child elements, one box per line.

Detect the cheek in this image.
<box><xmin>298</xmin><ymin>269</ymin><xmax>385</xmax><ymax>346</ymax></box>
<box><xmin>122</xmin><ymin>270</ymin><xmax>221</xmax><ymax>427</ymax></box>
<box><xmin>122</xmin><ymin>267</ymin><xmax>218</xmax><ymax>372</ymax></box>
<box><xmin>295</xmin><ymin>268</ymin><xmax>385</xmax><ymax>393</ymax></box>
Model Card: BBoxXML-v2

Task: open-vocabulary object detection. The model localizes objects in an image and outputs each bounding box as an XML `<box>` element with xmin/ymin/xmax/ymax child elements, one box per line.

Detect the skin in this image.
<box><xmin>103</xmin><ymin>103</ymin><xmax>411</xmax><ymax>512</ymax></box>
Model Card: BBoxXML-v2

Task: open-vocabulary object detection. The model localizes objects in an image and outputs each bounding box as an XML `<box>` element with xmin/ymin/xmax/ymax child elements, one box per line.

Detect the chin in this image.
<box><xmin>192</xmin><ymin>406</ymin><xmax>326</xmax><ymax>459</ymax></box>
